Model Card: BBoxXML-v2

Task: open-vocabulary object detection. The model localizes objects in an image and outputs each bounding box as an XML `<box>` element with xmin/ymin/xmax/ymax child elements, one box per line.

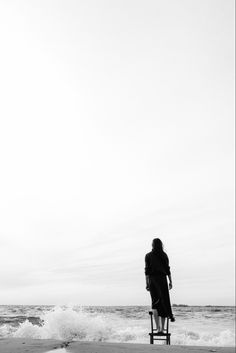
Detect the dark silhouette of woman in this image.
<box><xmin>145</xmin><ymin>238</ymin><xmax>175</xmax><ymax>333</ymax></box>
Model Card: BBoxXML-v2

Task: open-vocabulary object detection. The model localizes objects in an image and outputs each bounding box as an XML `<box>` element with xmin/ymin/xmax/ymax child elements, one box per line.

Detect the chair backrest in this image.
<box><xmin>149</xmin><ymin>311</ymin><xmax>154</xmax><ymax>332</ymax></box>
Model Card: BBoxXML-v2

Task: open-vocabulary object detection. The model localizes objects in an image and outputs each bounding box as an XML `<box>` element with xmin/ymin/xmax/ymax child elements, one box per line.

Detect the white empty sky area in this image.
<box><xmin>0</xmin><ymin>0</ymin><xmax>234</xmax><ymax>306</ymax></box>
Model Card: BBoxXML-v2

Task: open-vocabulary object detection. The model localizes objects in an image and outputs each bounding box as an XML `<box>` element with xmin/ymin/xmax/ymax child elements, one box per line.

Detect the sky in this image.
<box><xmin>0</xmin><ymin>0</ymin><xmax>235</xmax><ymax>306</ymax></box>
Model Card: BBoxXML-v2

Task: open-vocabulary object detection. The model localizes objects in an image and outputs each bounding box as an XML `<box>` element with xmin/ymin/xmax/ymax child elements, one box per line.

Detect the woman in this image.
<box><xmin>145</xmin><ymin>238</ymin><xmax>175</xmax><ymax>334</ymax></box>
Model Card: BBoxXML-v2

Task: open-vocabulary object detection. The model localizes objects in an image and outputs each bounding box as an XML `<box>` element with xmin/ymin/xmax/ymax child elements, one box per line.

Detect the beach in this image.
<box><xmin>0</xmin><ymin>339</ymin><xmax>235</xmax><ymax>353</ymax></box>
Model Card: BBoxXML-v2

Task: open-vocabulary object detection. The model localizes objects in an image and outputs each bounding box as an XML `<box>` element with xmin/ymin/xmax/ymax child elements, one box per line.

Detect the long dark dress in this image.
<box><xmin>145</xmin><ymin>250</ymin><xmax>173</xmax><ymax>318</ymax></box>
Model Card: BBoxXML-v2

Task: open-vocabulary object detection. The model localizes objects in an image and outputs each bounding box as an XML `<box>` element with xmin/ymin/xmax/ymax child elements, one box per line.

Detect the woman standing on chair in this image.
<box><xmin>145</xmin><ymin>238</ymin><xmax>175</xmax><ymax>334</ymax></box>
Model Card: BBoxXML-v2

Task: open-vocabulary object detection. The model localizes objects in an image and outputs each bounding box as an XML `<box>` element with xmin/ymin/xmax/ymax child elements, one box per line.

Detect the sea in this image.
<box><xmin>0</xmin><ymin>305</ymin><xmax>235</xmax><ymax>347</ymax></box>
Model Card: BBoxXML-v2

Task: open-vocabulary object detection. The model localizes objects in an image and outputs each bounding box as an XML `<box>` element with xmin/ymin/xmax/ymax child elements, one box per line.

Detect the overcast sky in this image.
<box><xmin>0</xmin><ymin>0</ymin><xmax>234</xmax><ymax>306</ymax></box>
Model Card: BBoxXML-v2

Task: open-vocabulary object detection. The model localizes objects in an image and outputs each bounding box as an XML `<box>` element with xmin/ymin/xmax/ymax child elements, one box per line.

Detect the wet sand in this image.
<box><xmin>0</xmin><ymin>338</ymin><xmax>62</xmax><ymax>353</ymax></box>
<box><xmin>0</xmin><ymin>339</ymin><xmax>235</xmax><ymax>353</ymax></box>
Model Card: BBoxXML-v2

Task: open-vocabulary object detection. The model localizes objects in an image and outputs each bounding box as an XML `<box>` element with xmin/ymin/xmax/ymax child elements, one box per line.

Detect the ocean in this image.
<box><xmin>0</xmin><ymin>305</ymin><xmax>235</xmax><ymax>347</ymax></box>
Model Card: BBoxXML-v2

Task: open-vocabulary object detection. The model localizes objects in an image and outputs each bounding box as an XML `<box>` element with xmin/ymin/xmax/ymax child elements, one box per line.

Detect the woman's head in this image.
<box><xmin>152</xmin><ymin>238</ymin><xmax>164</xmax><ymax>252</ymax></box>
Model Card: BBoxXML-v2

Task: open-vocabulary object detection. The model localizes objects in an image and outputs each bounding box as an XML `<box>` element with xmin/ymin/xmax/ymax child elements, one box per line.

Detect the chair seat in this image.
<box><xmin>149</xmin><ymin>332</ymin><xmax>171</xmax><ymax>336</ymax></box>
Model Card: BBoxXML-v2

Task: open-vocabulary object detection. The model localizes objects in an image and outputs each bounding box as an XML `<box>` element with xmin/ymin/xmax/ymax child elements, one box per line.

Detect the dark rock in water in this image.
<box><xmin>61</xmin><ymin>341</ymin><xmax>70</xmax><ymax>348</ymax></box>
<box><xmin>173</xmin><ymin>304</ymin><xmax>189</xmax><ymax>307</ymax></box>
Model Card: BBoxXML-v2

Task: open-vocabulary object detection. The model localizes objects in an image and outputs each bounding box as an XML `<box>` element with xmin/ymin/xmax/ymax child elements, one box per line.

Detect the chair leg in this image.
<box><xmin>150</xmin><ymin>335</ymin><xmax>154</xmax><ymax>344</ymax></box>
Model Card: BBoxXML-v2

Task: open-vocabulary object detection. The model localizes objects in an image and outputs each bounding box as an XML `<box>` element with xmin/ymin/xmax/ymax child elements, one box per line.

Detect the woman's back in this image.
<box><xmin>145</xmin><ymin>250</ymin><xmax>170</xmax><ymax>276</ymax></box>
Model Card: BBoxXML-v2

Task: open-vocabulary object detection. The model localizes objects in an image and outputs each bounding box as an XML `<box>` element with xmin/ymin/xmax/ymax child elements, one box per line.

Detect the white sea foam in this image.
<box><xmin>13</xmin><ymin>306</ymin><xmax>113</xmax><ymax>341</ymax></box>
<box><xmin>11</xmin><ymin>306</ymin><xmax>235</xmax><ymax>346</ymax></box>
<box><xmin>0</xmin><ymin>324</ymin><xmax>15</xmax><ymax>337</ymax></box>
<box><xmin>171</xmin><ymin>328</ymin><xmax>235</xmax><ymax>346</ymax></box>
<box><xmin>46</xmin><ymin>350</ymin><xmax>67</xmax><ymax>353</ymax></box>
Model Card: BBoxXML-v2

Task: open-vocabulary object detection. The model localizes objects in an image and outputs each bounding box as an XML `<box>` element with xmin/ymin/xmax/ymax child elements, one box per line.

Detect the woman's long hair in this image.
<box><xmin>152</xmin><ymin>238</ymin><xmax>164</xmax><ymax>253</ymax></box>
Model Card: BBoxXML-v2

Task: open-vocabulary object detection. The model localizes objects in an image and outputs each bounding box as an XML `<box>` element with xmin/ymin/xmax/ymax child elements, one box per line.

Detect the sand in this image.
<box><xmin>0</xmin><ymin>339</ymin><xmax>234</xmax><ymax>353</ymax></box>
<box><xmin>0</xmin><ymin>338</ymin><xmax>62</xmax><ymax>353</ymax></box>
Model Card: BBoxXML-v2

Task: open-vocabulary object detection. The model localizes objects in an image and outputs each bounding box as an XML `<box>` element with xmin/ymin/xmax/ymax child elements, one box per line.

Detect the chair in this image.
<box><xmin>148</xmin><ymin>311</ymin><xmax>171</xmax><ymax>345</ymax></box>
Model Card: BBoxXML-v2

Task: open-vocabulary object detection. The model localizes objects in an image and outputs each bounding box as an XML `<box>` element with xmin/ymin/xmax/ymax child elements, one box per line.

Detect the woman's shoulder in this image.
<box><xmin>145</xmin><ymin>251</ymin><xmax>152</xmax><ymax>259</ymax></box>
<box><xmin>161</xmin><ymin>252</ymin><xmax>169</xmax><ymax>263</ymax></box>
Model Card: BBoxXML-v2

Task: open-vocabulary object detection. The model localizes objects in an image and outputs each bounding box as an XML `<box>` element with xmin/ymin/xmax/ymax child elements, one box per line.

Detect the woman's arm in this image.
<box><xmin>145</xmin><ymin>275</ymin><xmax>150</xmax><ymax>291</ymax></box>
<box><xmin>164</xmin><ymin>253</ymin><xmax>172</xmax><ymax>289</ymax></box>
<box><xmin>168</xmin><ymin>274</ymin><xmax>173</xmax><ymax>290</ymax></box>
<box><xmin>145</xmin><ymin>254</ymin><xmax>151</xmax><ymax>290</ymax></box>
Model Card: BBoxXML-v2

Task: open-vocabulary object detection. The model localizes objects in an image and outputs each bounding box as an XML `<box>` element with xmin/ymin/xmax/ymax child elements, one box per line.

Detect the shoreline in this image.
<box><xmin>0</xmin><ymin>339</ymin><xmax>235</xmax><ymax>353</ymax></box>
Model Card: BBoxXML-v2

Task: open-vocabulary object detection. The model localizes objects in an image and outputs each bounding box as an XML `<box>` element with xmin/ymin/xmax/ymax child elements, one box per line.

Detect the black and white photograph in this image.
<box><xmin>0</xmin><ymin>1</ymin><xmax>235</xmax><ymax>352</ymax></box>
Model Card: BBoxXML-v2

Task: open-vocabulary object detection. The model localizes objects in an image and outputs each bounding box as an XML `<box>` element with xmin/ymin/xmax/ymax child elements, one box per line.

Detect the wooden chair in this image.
<box><xmin>148</xmin><ymin>311</ymin><xmax>171</xmax><ymax>345</ymax></box>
